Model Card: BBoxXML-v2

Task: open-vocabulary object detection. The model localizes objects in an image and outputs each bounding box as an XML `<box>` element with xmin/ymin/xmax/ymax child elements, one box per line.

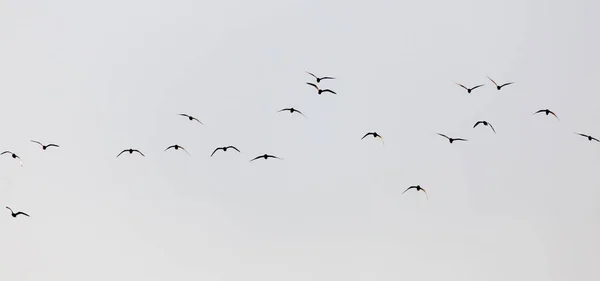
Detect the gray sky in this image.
<box><xmin>1</xmin><ymin>0</ymin><xmax>599</xmax><ymax>280</ymax></box>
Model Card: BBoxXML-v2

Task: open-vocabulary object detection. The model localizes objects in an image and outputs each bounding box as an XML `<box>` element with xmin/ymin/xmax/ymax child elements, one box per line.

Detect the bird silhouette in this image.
<box><xmin>306</xmin><ymin>82</ymin><xmax>337</xmax><ymax>95</ymax></box>
<box><xmin>1</xmin><ymin>151</ymin><xmax>22</xmax><ymax>166</ymax></box>
<box><xmin>30</xmin><ymin>140</ymin><xmax>59</xmax><ymax>150</ymax></box>
<box><xmin>178</xmin><ymin>113</ymin><xmax>203</xmax><ymax>124</ymax></box>
<box><xmin>6</xmin><ymin>206</ymin><xmax>29</xmax><ymax>218</ymax></box>
<box><xmin>437</xmin><ymin>133</ymin><xmax>468</xmax><ymax>143</ymax></box>
<box><xmin>165</xmin><ymin>144</ymin><xmax>190</xmax><ymax>155</ymax></box>
<box><xmin>402</xmin><ymin>185</ymin><xmax>428</xmax><ymax>200</ymax></box>
<box><xmin>306</xmin><ymin>71</ymin><xmax>335</xmax><ymax>83</ymax></box>
<box><xmin>211</xmin><ymin>146</ymin><xmax>241</xmax><ymax>157</ymax></box>
<box><xmin>533</xmin><ymin>109</ymin><xmax>559</xmax><ymax>120</ymax></box>
<box><xmin>473</xmin><ymin>121</ymin><xmax>496</xmax><ymax>133</ymax></box>
<box><xmin>456</xmin><ymin>83</ymin><xmax>484</xmax><ymax>93</ymax></box>
<box><xmin>487</xmin><ymin>77</ymin><xmax>514</xmax><ymax>90</ymax></box>
<box><xmin>575</xmin><ymin>133</ymin><xmax>600</xmax><ymax>142</ymax></box>
<box><xmin>361</xmin><ymin>132</ymin><xmax>384</xmax><ymax>142</ymax></box>
<box><xmin>250</xmin><ymin>154</ymin><xmax>282</xmax><ymax>162</ymax></box>
<box><xmin>116</xmin><ymin>148</ymin><xmax>145</xmax><ymax>158</ymax></box>
<box><xmin>278</xmin><ymin>107</ymin><xmax>307</xmax><ymax>118</ymax></box>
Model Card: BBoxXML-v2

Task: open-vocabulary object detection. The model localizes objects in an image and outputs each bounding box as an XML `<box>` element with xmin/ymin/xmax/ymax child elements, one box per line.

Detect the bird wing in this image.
<box><xmin>487</xmin><ymin>76</ymin><xmax>498</xmax><ymax>87</ymax></box>
<box><xmin>267</xmin><ymin>155</ymin><xmax>282</xmax><ymax>160</ymax></box>
<box><xmin>133</xmin><ymin>150</ymin><xmax>145</xmax><ymax>157</ymax></box>
<box><xmin>228</xmin><ymin>146</ymin><xmax>241</xmax><ymax>152</ymax></box>
<box><xmin>322</xmin><ymin>89</ymin><xmax>337</xmax><ymax>94</ymax></box>
<box><xmin>472</xmin><ymin>84</ymin><xmax>484</xmax><ymax>90</ymax></box>
<box><xmin>575</xmin><ymin>133</ymin><xmax>588</xmax><ymax>138</ymax></box>
<box><xmin>500</xmin><ymin>82</ymin><xmax>514</xmax><ymax>88</ymax></box>
<box><xmin>593</xmin><ymin>137</ymin><xmax>600</xmax><ymax>142</ymax></box>
<box><xmin>6</xmin><ymin>206</ymin><xmax>12</xmax><ymax>212</ymax></box>
<box><xmin>402</xmin><ymin>186</ymin><xmax>416</xmax><ymax>194</ymax></box>
<box><xmin>30</xmin><ymin>140</ymin><xmax>43</xmax><ymax>146</ymax></box>
<box><xmin>320</xmin><ymin>76</ymin><xmax>335</xmax><ymax>80</ymax></box>
<box><xmin>116</xmin><ymin>150</ymin><xmax>127</xmax><ymax>158</ymax></box>
<box><xmin>456</xmin><ymin>83</ymin><xmax>468</xmax><ymax>90</ymax></box>
<box><xmin>473</xmin><ymin>121</ymin><xmax>482</xmax><ymax>128</ymax></box>
<box><xmin>437</xmin><ymin>133</ymin><xmax>450</xmax><ymax>139</ymax></box>
<box><xmin>165</xmin><ymin>145</ymin><xmax>176</xmax><ymax>151</ymax></box>
<box><xmin>15</xmin><ymin>212</ymin><xmax>29</xmax><ymax>217</ymax></box>
<box><xmin>306</xmin><ymin>71</ymin><xmax>318</xmax><ymax>79</ymax></box>
<box><xmin>249</xmin><ymin>155</ymin><xmax>262</xmax><ymax>162</ymax></box>
<box><xmin>210</xmin><ymin>147</ymin><xmax>222</xmax><ymax>157</ymax></box>
<box><xmin>1</xmin><ymin>151</ymin><xmax>12</xmax><ymax>155</ymax></box>
<box><xmin>46</xmin><ymin>144</ymin><xmax>60</xmax><ymax>148</ymax></box>
<box><xmin>180</xmin><ymin>147</ymin><xmax>191</xmax><ymax>155</ymax></box>
<box><xmin>420</xmin><ymin>189</ymin><xmax>429</xmax><ymax>200</ymax></box>
<box><xmin>488</xmin><ymin>123</ymin><xmax>496</xmax><ymax>133</ymax></box>
<box><xmin>192</xmin><ymin>117</ymin><xmax>204</xmax><ymax>124</ymax></box>
<box><xmin>306</xmin><ymin>82</ymin><xmax>318</xmax><ymax>90</ymax></box>
<box><xmin>533</xmin><ymin>109</ymin><xmax>545</xmax><ymax>115</ymax></box>
<box><xmin>454</xmin><ymin>138</ymin><xmax>468</xmax><ymax>141</ymax></box>
<box><xmin>277</xmin><ymin>108</ymin><xmax>291</xmax><ymax>113</ymax></box>
<box><xmin>294</xmin><ymin>109</ymin><xmax>308</xmax><ymax>118</ymax></box>
<box><xmin>178</xmin><ymin>113</ymin><xmax>189</xmax><ymax>118</ymax></box>
<box><xmin>362</xmin><ymin>133</ymin><xmax>373</xmax><ymax>139</ymax></box>
<box><xmin>549</xmin><ymin>111</ymin><xmax>560</xmax><ymax>120</ymax></box>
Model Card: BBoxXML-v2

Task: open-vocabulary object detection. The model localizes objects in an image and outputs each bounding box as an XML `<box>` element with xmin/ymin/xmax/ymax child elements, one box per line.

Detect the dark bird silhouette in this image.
<box><xmin>456</xmin><ymin>83</ymin><xmax>484</xmax><ymax>93</ymax></box>
<box><xmin>165</xmin><ymin>144</ymin><xmax>190</xmax><ymax>155</ymax></box>
<box><xmin>487</xmin><ymin>76</ymin><xmax>514</xmax><ymax>90</ymax></box>
<box><xmin>533</xmin><ymin>109</ymin><xmax>559</xmax><ymax>120</ymax></box>
<box><xmin>306</xmin><ymin>71</ymin><xmax>335</xmax><ymax>83</ymax></box>
<box><xmin>250</xmin><ymin>154</ymin><xmax>282</xmax><ymax>162</ymax></box>
<box><xmin>211</xmin><ymin>146</ymin><xmax>241</xmax><ymax>157</ymax></box>
<box><xmin>178</xmin><ymin>113</ymin><xmax>203</xmax><ymax>124</ymax></box>
<box><xmin>362</xmin><ymin>132</ymin><xmax>383</xmax><ymax>140</ymax></box>
<box><xmin>277</xmin><ymin>107</ymin><xmax>307</xmax><ymax>118</ymax></box>
<box><xmin>437</xmin><ymin>133</ymin><xmax>468</xmax><ymax>144</ymax></box>
<box><xmin>30</xmin><ymin>140</ymin><xmax>59</xmax><ymax>150</ymax></box>
<box><xmin>473</xmin><ymin>121</ymin><xmax>496</xmax><ymax>133</ymax></box>
<box><xmin>306</xmin><ymin>82</ymin><xmax>337</xmax><ymax>95</ymax></box>
<box><xmin>1</xmin><ymin>151</ymin><xmax>22</xmax><ymax>166</ymax></box>
<box><xmin>116</xmin><ymin>148</ymin><xmax>145</xmax><ymax>158</ymax></box>
<box><xmin>575</xmin><ymin>133</ymin><xmax>600</xmax><ymax>142</ymax></box>
<box><xmin>402</xmin><ymin>185</ymin><xmax>428</xmax><ymax>200</ymax></box>
<box><xmin>6</xmin><ymin>206</ymin><xmax>29</xmax><ymax>218</ymax></box>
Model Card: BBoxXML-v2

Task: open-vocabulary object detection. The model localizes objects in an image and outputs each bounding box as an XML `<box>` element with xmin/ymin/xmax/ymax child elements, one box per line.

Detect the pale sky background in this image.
<box><xmin>1</xmin><ymin>0</ymin><xmax>599</xmax><ymax>280</ymax></box>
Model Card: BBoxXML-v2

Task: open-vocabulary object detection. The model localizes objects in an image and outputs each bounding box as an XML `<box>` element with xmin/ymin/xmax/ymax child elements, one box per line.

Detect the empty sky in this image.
<box><xmin>1</xmin><ymin>0</ymin><xmax>599</xmax><ymax>280</ymax></box>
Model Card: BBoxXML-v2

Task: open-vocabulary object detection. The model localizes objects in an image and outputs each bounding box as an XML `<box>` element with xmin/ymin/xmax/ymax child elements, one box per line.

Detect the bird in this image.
<box><xmin>1</xmin><ymin>151</ymin><xmax>22</xmax><ymax>166</ymax></box>
<box><xmin>277</xmin><ymin>107</ymin><xmax>307</xmax><ymax>118</ymax></box>
<box><xmin>437</xmin><ymin>133</ymin><xmax>468</xmax><ymax>143</ymax></box>
<box><xmin>6</xmin><ymin>206</ymin><xmax>29</xmax><ymax>218</ymax></box>
<box><xmin>116</xmin><ymin>148</ymin><xmax>145</xmax><ymax>158</ymax></box>
<box><xmin>211</xmin><ymin>146</ymin><xmax>241</xmax><ymax>157</ymax></box>
<box><xmin>30</xmin><ymin>140</ymin><xmax>59</xmax><ymax>150</ymax></box>
<box><xmin>487</xmin><ymin>76</ymin><xmax>514</xmax><ymax>90</ymax></box>
<box><xmin>306</xmin><ymin>71</ymin><xmax>335</xmax><ymax>83</ymax></box>
<box><xmin>574</xmin><ymin>133</ymin><xmax>600</xmax><ymax>142</ymax></box>
<box><xmin>165</xmin><ymin>144</ymin><xmax>190</xmax><ymax>155</ymax></box>
<box><xmin>362</xmin><ymin>132</ymin><xmax>384</xmax><ymax>140</ymax></box>
<box><xmin>402</xmin><ymin>185</ymin><xmax>428</xmax><ymax>200</ymax></box>
<box><xmin>456</xmin><ymin>83</ymin><xmax>484</xmax><ymax>93</ymax></box>
<box><xmin>473</xmin><ymin>121</ymin><xmax>496</xmax><ymax>133</ymax></box>
<box><xmin>250</xmin><ymin>154</ymin><xmax>282</xmax><ymax>162</ymax></box>
<box><xmin>306</xmin><ymin>82</ymin><xmax>337</xmax><ymax>95</ymax></box>
<box><xmin>178</xmin><ymin>113</ymin><xmax>203</xmax><ymax>124</ymax></box>
<box><xmin>533</xmin><ymin>109</ymin><xmax>559</xmax><ymax>120</ymax></box>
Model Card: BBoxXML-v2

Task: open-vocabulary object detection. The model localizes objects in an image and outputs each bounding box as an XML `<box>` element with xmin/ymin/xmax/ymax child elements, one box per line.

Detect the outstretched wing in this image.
<box><xmin>1</xmin><ymin>151</ymin><xmax>12</xmax><ymax>155</ymax></box>
<box><xmin>437</xmin><ymin>133</ymin><xmax>450</xmax><ymax>139</ymax></box>
<box><xmin>30</xmin><ymin>140</ymin><xmax>43</xmax><ymax>147</ymax></box>
<box><xmin>294</xmin><ymin>110</ymin><xmax>308</xmax><ymax>118</ymax></box>
<box><xmin>306</xmin><ymin>82</ymin><xmax>319</xmax><ymax>90</ymax></box>
<box><xmin>321</xmin><ymin>89</ymin><xmax>337</xmax><ymax>95</ymax></box>
<box><xmin>549</xmin><ymin>111</ymin><xmax>560</xmax><ymax>120</ymax></box>
<box><xmin>456</xmin><ymin>83</ymin><xmax>468</xmax><ymax>90</ymax></box>
<box><xmin>320</xmin><ymin>76</ymin><xmax>335</xmax><ymax>80</ymax></box>
<box><xmin>46</xmin><ymin>144</ymin><xmax>60</xmax><ymax>148</ymax></box>
<box><xmin>487</xmin><ymin>76</ymin><xmax>498</xmax><ymax>87</ymax></box>
<box><xmin>165</xmin><ymin>145</ymin><xmax>176</xmax><ymax>151</ymax></box>
<box><xmin>191</xmin><ymin>117</ymin><xmax>203</xmax><ymax>124</ymax></box>
<box><xmin>267</xmin><ymin>155</ymin><xmax>282</xmax><ymax>160</ymax></box>
<box><xmin>15</xmin><ymin>212</ymin><xmax>29</xmax><ymax>217</ymax></box>
<box><xmin>592</xmin><ymin>137</ymin><xmax>600</xmax><ymax>142</ymax></box>
<box><xmin>473</xmin><ymin>121</ymin><xmax>482</xmax><ymax>128</ymax></box>
<box><xmin>488</xmin><ymin>123</ymin><xmax>496</xmax><ymax>133</ymax></box>
<box><xmin>361</xmin><ymin>133</ymin><xmax>373</xmax><ymax>139</ymax></box>
<box><xmin>402</xmin><ymin>186</ymin><xmax>416</xmax><ymax>194</ymax></box>
<box><xmin>471</xmin><ymin>84</ymin><xmax>484</xmax><ymax>90</ymax></box>
<box><xmin>500</xmin><ymin>82</ymin><xmax>514</xmax><ymax>88</ymax></box>
<box><xmin>210</xmin><ymin>147</ymin><xmax>222</xmax><ymax>157</ymax></box>
<box><xmin>179</xmin><ymin>147</ymin><xmax>191</xmax><ymax>155</ymax></box>
<box><xmin>420</xmin><ymin>188</ymin><xmax>429</xmax><ymax>200</ymax></box>
<box><xmin>133</xmin><ymin>150</ymin><xmax>145</xmax><ymax>157</ymax></box>
<box><xmin>533</xmin><ymin>109</ymin><xmax>545</xmax><ymax>115</ymax></box>
<box><xmin>454</xmin><ymin>138</ymin><xmax>468</xmax><ymax>141</ymax></box>
<box><xmin>277</xmin><ymin>108</ymin><xmax>291</xmax><ymax>113</ymax></box>
<box><xmin>227</xmin><ymin>146</ymin><xmax>241</xmax><ymax>153</ymax></box>
<box><xmin>116</xmin><ymin>150</ymin><xmax>127</xmax><ymax>158</ymax></box>
<box><xmin>306</xmin><ymin>71</ymin><xmax>318</xmax><ymax>79</ymax></box>
<box><xmin>249</xmin><ymin>155</ymin><xmax>262</xmax><ymax>162</ymax></box>
<box><xmin>178</xmin><ymin>113</ymin><xmax>190</xmax><ymax>118</ymax></box>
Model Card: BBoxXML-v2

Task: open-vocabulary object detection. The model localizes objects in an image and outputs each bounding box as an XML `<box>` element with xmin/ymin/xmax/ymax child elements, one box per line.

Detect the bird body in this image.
<box><xmin>165</xmin><ymin>144</ymin><xmax>190</xmax><ymax>155</ymax></box>
<box><xmin>211</xmin><ymin>146</ymin><xmax>241</xmax><ymax>157</ymax></box>
<box><xmin>178</xmin><ymin>114</ymin><xmax>203</xmax><ymax>124</ymax></box>
<box><xmin>278</xmin><ymin>107</ymin><xmax>307</xmax><ymax>117</ymax></box>
<box><xmin>30</xmin><ymin>140</ymin><xmax>59</xmax><ymax>150</ymax></box>
<box><xmin>437</xmin><ymin>133</ymin><xmax>467</xmax><ymax>143</ymax></box>
<box><xmin>306</xmin><ymin>82</ymin><xmax>337</xmax><ymax>95</ymax></box>
<box><xmin>117</xmin><ymin>148</ymin><xmax>145</xmax><ymax>157</ymax></box>
<box><xmin>487</xmin><ymin>77</ymin><xmax>514</xmax><ymax>90</ymax></box>
<box><xmin>575</xmin><ymin>133</ymin><xmax>599</xmax><ymax>142</ymax></box>
<box><xmin>6</xmin><ymin>207</ymin><xmax>29</xmax><ymax>218</ymax></box>
<box><xmin>473</xmin><ymin>121</ymin><xmax>496</xmax><ymax>133</ymax></box>
<box><xmin>250</xmin><ymin>154</ymin><xmax>282</xmax><ymax>161</ymax></box>
<box><xmin>456</xmin><ymin>83</ymin><xmax>484</xmax><ymax>93</ymax></box>
<box><xmin>306</xmin><ymin>71</ymin><xmax>335</xmax><ymax>83</ymax></box>
<box><xmin>533</xmin><ymin>109</ymin><xmax>559</xmax><ymax>120</ymax></box>
<box><xmin>402</xmin><ymin>185</ymin><xmax>428</xmax><ymax>200</ymax></box>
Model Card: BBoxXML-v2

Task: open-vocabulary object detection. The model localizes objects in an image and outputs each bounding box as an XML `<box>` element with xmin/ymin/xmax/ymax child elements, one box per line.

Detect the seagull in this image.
<box><xmin>361</xmin><ymin>132</ymin><xmax>384</xmax><ymax>141</ymax></box>
<box><xmin>487</xmin><ymin>76</ymin><xmax>514</xmax><ymax>90</ymax></box>
<box><xmin>437</xmin><ymin>133</ymin><xmax>468</xmax><ymax>144</ymax></box>
<box><xmin>178</xmin><ymin>113</ymin><xmax>203</xmax><ymax>124</ymax></box>
<box><xmin>473</xmin><ymin>121</ymin><xmax>496</xmax><ymax>133</ymax></box>
<box><xmin>402</xmin><ymin>185</ymin><xmax>428</xmax><ymax>200</ymax></box>
<box><xmin>456</xmin><ymin>83</ymin><xmax>484</xmax><ymax>93</ymax></box>
<box><xmin>211</xmin><ymin>146</ymin><xmax>241</xmax><ymax>157</ymax></box>
<box><xmin>6</xmin><ymin>206</ymin><xmax>29</xmax><ymax>218</ymax></box>
<box><xmin>277</xmin><ymin>107</ymin><xmax>307</xmax><ymax>118</ymax></box>
<box><xmin>165</xmin><ymin>144</ymin><xmax>190</xmax><ymax>155</ymax></box>
<box><xmin>116</xmin><ymin>148</ymin><xmax>145</xmax><ymax>158</ymax></box>
<box><xmin>1</xmin><ymin>151</ymin><xmax>22</xmax><ymax>166</ymax></box>
<box><xmin>533</xmin><ymin>109</ymin><xmax>559</xmax><ymax>120</ymax></box>
<box><xmin>574</xmin><ymin>133</ymin><xmax>600</xmax><ymax>142</ymax></box>
<box><xmin>30</xmin><ymin>140</ymin><xmax>59</xmax><ymax>150</ymax></box>
<box><xmin>250</xmin><ymin>154</ymin><xmax>282</xmax><ymax>162</ymax></box>
<box><xmin>306</xmin><ymin>82</ymin><xmax>337</xmax><ymax>95</ymax></box>
<box><xmin>306</xmin><ymin>71</ymin><xmax>335</xmax><ymax>83</ymax></box>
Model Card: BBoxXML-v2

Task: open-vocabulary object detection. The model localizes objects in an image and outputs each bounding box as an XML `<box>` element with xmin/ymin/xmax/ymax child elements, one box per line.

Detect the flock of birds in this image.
<box><xmin>3</xmin><ymin>71</ymin><xmax>598</xmax><ymax>220</ymax></box>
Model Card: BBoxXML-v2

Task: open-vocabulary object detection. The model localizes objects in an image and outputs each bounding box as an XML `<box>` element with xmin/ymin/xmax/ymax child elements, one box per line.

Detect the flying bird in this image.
<box><xmin>306</xmin><ymin>82</ymin><xmax>337</xmax><ymax>95</ymax></box>
<box><xmin>30</xmin><ymin>140</ymin><xmax>59</xmax><ymax>150</ymax></box>
<box><xmin>178</xmin><ymin>113</ymin><xmax>203</xmax><ymax>124</ymax></box>
<box><xmin>574</xmin><ymin>133</ymin><xmax>600</xmax><ymax>142</ymax></box>
<box><xmin>473</xmin><ymin>121</ymin><xmax>496</xmax><ymax>133</ymax></box>
<box><xmin>1</xmin><ymin>151</ymin><xmax>22</xmax><ymax>166</ymax></box>
<box><xmin>402</xmin><ymin>185</ymin><xmax>428</xmax><ymax>200</ymax></box>
<box><xmin>250</xmin><ymin>154</ymin><xmax>282</xmax><ymax>162</ymax></box>
<box><xmin>306</xmin><ymin>71</ymin><xmax>335</xmax><ymax>83</ymax></box>
<box><xmin>533</xmin><ymin>109</ymin><xmax>559</xmax><ymax>120</ymax></box>
<box><xmin>6</xmin><ymin>206</ymin><xmax>29</xmax><ymax>218</ymax></box>
<box><xmin>437</xmin><ymin>133</ymin><xmax>468</xmax><ymax>144</ymax></box>
<box><xmin>487</xmin><ymin>76</ymin><xmax>514</xmax><ymax>90</ymax></box>
<box><xmin>362</xmin><ymin>132</ymin><xmax>384</xmax><ymax>141</ymax></box>
<box><xmin>165</xmin><ymin>144</ymin><xmax>190</xmax><ymax>155</ymax></box>
<box><xmin>211</xmin><ymin>146</ymin><xmax>241</xmax><ymax>157</ymax></box>
<box><xmin>277</xmin><ymin>107</ymin><xmax>307</xmax><ymax>118</ymax></box>
<box><xmin>456</xmin><ymin>83</ymin><xmax>484</xmax><ymax>93</ymax></box>
<box><xmin>116</xmin><ymin>148</ymin><xmax>145</xmax><ymax>158</ymax></box>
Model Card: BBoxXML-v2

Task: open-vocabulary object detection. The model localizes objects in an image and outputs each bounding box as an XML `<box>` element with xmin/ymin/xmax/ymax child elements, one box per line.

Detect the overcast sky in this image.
<box><xmin>1</xmin><ymin>0</ymin><xmax>599</xmax><ymax>280</ymax></box>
